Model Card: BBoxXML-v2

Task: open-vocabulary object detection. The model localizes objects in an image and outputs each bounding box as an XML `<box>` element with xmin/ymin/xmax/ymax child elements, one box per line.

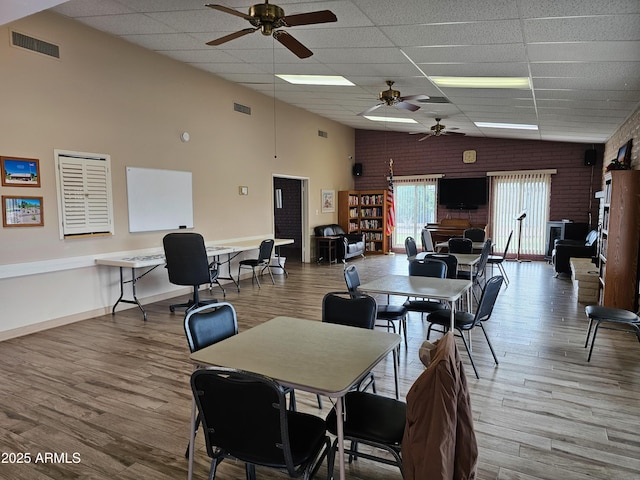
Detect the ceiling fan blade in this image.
<box><xmin>273</xmin><ymin>30</ymin><xmax>313</xmax><ymax>58</ymax></box>
<box><xmin>358</xmin><ymin>103</ymin><xmax>384</xmax><ymax>116</ymax></box>
<box><xmin>418</xmin><ymin>134</ymin><xmax>433</xmax><ymax>142</ymax></box>
<box><xmin>205</xmin><ymin>4</ymin><xmax>253</xmax><ymax>21</ymax></box>
<box><xmin>284</xmin><ymin>10</ymin><xmax>337</xmax><ymax>26</ymax></box>
<box><xmin>206</xmin><ymin>28</ymin><xmax>258</xmax><ymax>46</ymax></box>
<box><xmin>396</xmin><ymin>101</ymin><xmax>420</xmax><ymax>112</ymax></box>
<box><xmin>400</xmin><ymin>94</ymin><xmax>430</xmax><ymax>102</ymax></box>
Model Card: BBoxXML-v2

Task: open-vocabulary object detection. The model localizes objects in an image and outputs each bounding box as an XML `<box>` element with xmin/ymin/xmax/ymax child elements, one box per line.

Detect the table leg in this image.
<box><xmin>273</xmin><ymin>245</ymin><xmax>288</xmax><ymax>277</ymax></box>
<box><xmin>112</xmin><ymin>267</ymin><xmax>148</xmax><ymax>321</ymax></box>
<box><xmin>393</xmin><ymin>349</ymin><xmax>399</xmax><ymax>399</ymax></box>
<box><xmin>187</xmin><ymin>396</ymin><xmax>196</xmax><ymax>480</ymax></box>
<box><xmin>336</xmin><ymin>396</ymin><xmax>345</xmax><ymax>480</ymax></box>
<box><xmin>450</xmin><ymin>300</ymin><xmax>456</xmax><ymax>331</ymax></box>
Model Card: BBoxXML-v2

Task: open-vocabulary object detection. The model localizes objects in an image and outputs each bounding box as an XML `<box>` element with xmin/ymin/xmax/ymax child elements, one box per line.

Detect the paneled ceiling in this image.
<box><xmin>29</xmin><ymin>1</ymin><xmax>640</xmax><ymax>143</ymax></box>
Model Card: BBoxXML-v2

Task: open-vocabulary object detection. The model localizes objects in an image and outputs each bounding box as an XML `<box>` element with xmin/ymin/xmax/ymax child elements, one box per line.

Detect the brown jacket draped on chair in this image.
<box><xmin>401</xmin><ymin>332</ymin><xmax>478</xmax><ymax>480</ymax></box>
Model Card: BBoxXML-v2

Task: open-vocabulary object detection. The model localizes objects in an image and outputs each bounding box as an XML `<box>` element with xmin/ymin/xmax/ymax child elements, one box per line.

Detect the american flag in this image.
<box><xmin>386</xmin><ymin>159</ymin><xmax>395</xmax><ymax>236</ymax></box>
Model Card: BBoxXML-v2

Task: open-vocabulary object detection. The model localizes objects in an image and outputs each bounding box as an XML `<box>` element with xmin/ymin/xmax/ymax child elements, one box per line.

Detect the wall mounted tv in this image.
<box><xmin>438</xmin><ymin>177</ymin><xmax>488</xmax><ymax>210</ymax></box>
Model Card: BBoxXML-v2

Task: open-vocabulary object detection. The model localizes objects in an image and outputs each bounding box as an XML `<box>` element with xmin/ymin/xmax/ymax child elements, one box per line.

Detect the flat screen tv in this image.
<box><xmin>438</xmin><ymin>177</ymin><xmax>488</xmax><ymax>210</ymax></box>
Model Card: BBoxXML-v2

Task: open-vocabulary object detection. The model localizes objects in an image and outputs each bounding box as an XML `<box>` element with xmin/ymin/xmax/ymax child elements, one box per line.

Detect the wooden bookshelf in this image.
<box><xmin>338</xmin><ymin>190</ymin><xmax>388</xmax><ymax>254</ymax></box>
<box><xmin>598</xmin><ymin>170</ymin><xmax>640</xmax><ymax>311</ymax></box>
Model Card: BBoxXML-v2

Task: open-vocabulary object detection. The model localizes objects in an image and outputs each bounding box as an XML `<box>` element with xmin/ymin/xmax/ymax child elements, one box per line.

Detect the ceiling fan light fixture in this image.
<box><xmin>364</xmin><ymin>116</ymin><xmax>417</xmax><ymax>124</ymax></box>
<box><xmin>276</xmin><ymin>74</ymin><xmax>354</xmax><ymax>86</ymax></box>
<box><xmin>429</xmin><ymin>76</ymin><xmax>531</xmax><ymax>89</ymax></box>
<box><xmin>475</xmin><ymin>121</ymin><xmax>538</xmax><ymax>130</ymax></box>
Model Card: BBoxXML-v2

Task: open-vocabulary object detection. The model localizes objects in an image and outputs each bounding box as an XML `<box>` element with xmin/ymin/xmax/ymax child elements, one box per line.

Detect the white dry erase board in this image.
<box><xmin>126</xmin><ymin>167</ymin><xmax>193</xmax><ymax>232</ymax></box>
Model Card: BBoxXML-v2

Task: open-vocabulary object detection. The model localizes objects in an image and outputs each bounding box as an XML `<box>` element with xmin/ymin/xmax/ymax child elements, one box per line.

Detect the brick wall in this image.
<box><xmin>354</xmin><ymin>130</ymin><xmax>603</xmax><ymax>227</ymax></box>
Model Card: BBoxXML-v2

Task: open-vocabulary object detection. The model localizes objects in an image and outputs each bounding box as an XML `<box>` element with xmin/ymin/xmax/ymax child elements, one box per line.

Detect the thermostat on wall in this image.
<box><xmin>463</xmin><ymin>150</ymin><xmax>476</xmax><ymax>164</ymax></box>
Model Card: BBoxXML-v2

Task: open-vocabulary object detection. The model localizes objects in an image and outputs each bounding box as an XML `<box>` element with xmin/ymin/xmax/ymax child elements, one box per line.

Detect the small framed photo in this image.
<box><xmin>321</xmin><ymin>189</ymin><xmax>335</xmax><ymax>213</ymax></box>
<box><xmin>617</xmin><ymin>139</ymin><xmax>633</xmax><ymax>166</ymax></box>
<box><xmin>1</xmin><ymin>156</ymin><xmax>40</xmax><ymax>187</ymax></box>
<box><xmin>2</xmin><ymin>196</ymin><xmax>44</xmax><ymax>227</ymax></box>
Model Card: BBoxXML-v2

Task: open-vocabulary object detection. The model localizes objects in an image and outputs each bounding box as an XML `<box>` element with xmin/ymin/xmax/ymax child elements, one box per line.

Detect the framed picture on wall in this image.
<box><xmin>1</xmin><ymin>156</ymin><xmax>41</xmax><ymax>187</ymax></box>
<box><xmin>2</xmin><ymin>196</ymin><xmax>44</xmax><ymax>227</ymax></box>
<box><xmin>617</xmin><ymin>139</ymin><xmax>633</xmax><ymax>166</ymax></box>
<box><xmin>321</xmin><ymin>189</ymin><xmax>335</xmax><ymax>213</ymax></box>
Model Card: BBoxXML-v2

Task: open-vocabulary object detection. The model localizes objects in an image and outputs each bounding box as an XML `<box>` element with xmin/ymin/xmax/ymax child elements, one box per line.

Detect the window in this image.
<box><xmin>489</xmin><ymin>170</ymin><xmax>554</xmax><ymax>256</ymax></box>
<box><xmin>54</xmin><ymin>149</ymin><xmax>114</xmax><ymax>238</ymax></box>
<box><xmin>392</xmin><ymin>176</ymin><xmax>439</xmax><ymax>249</ymax></box>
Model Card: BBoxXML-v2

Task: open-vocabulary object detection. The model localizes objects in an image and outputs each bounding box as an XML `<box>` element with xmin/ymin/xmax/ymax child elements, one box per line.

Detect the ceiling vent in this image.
<box><xmin>233</xmin><ymin>102</ymin><xmax>251</xmax><ymax>115</ymax></box>
<box><xmin>417</xmin><ymin>96</ymin><xmax>450</xmax><ymax>104</ymax></box>
<box><xmin>11</xmin><ymin>31</ymin><xmax>60</xmax><ymax>59</ymax></box>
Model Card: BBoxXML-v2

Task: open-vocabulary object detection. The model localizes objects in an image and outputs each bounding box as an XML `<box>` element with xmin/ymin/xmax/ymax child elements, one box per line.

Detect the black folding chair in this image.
<box><xmin>190</xmin><ymin>368</ymin><xmax>330</xmax><ymax>480</ymax></box>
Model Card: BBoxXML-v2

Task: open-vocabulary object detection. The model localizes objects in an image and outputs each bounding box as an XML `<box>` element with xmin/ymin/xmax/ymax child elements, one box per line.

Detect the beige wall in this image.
<box><xmin>0</xmin><ymin>12</ymin><xmax>355</xmax><ymax>338</ymax></box>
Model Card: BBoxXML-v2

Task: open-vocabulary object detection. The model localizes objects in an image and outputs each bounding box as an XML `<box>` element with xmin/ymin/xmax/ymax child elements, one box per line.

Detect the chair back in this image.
<box><xmin>190</xmin><ymin>368</ymin><xmax>296</xmax><ymax>472</ymax></box>
<box><xmin>426</xmin><ymin>253</ymin><xmax>458</xmax><ymax>279</ymax></box>
<box><xmin>473</xmin><ymin>275</ymin><xmax>504</xmax><ymax>325</ymax></box>
<box><xmin>500</xmin><ymin>231</ymin><xmax>513</xmax><ymax>259</ymax></box>
<box><xmin>408</xmin><ymin>258</ymin><xmax>447</xmax><ymax>279</ymax></box>
<box><xmin>163</xmin><ymin>233</ymin><xmax>211</xmax><ymax>286</ymax></box>
<box><xmin>463</xmin><ymin>228</ymin><xmax>486</xmax><ymax>242</ymax></box>
<box><xmin>257</xmin><ymin>239</ymin><xmax>275</xmax><ymax>263</ymax></box>
<box><xmin>343</xmin><ymin>265</ymin><xmax>361</xmax><ymax>297</ymax></box>
<box><xmin>184</xmin><ymin>302</ymin><xmax>238</xmax><ymax>353</ymax></box>
<box><xmin>421</xmin><ymin>229</ymin><xmax>434</xmax><ymax>252</ymax></box>
<box><xmin>322</xmin><ymin>292</ymin><xmax>377</xmax><ymax>329</ymax></box>
<box><xmin>448</xmin><ymin>237</ymin><xmax>473</xmax><ymax>253</ymax></box>
<box><xmin>405</xmin><ymin>236</ymin><xmax>418</xmax><ymax>258</ymax></box>
<box><xmin>476</xmin><ymin>238</ymin><xmax>492</xmax><ymax>274</ymax></box>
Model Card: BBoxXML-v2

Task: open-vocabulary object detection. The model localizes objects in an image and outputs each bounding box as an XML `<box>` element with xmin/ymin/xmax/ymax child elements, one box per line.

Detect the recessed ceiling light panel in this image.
<box><xmin>276</xmin><ymin>74</ymin><xmax>354</xmax><ymax>86</ymax></box>
<box><xmin>429</xmin><ymin>76</ymin><xmax>531</xmax><ymax>89</ymax></box>
<box><xmin>475</xmin><ymin>121</ymin><xmax>538</xmax><ymax>130</ymax></box>
<box><xmin>364</xmin><ymin>116</ymin><xmax>417</xmax><ymax>124</ymax></box>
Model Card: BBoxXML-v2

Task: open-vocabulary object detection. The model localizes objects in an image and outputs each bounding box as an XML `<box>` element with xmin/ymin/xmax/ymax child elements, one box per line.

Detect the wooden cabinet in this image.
<box><xmin>598</xmin><ymin>170</ymin><xmax>640</xmax><ymax>311</ymax></box>
<box><xmin>338</xmin><ymin>190</ymin><xmax>388</xmax><ymax>254</ymax></box>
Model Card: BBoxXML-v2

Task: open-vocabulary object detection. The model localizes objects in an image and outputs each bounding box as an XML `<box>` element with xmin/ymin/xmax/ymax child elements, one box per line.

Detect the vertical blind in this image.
<box><xmin>490</xmin><ymin>170</ymin><xmax>554</xmax><ymax>256</ymax></box>
<box><xmin>392</xmin><ymin>175</ymin><xmax>440</xmax><ymax>249</ymax></box>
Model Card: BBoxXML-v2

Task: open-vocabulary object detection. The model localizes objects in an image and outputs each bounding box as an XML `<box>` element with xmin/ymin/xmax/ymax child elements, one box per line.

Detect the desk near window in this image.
<box><xmin>96</xmin><ymin>238</ymin><xmax>293</xmax><ymax>320</ymax></box>
<box><xmin>188</xmin><ymin>316</ymin><xmax>400</xmax><ymax>480</ymax></box>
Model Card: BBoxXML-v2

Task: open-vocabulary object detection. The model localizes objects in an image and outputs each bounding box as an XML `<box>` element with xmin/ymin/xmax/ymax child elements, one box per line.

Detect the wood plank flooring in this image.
<box><xmin>0</xmin><ymin>256</ymin><xmax>639</xmax><ymax>479</ymax></box>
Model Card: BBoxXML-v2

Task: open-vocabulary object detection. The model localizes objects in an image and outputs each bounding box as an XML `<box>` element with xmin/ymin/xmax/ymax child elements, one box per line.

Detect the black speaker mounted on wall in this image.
<box><xmin>584</xmin><ymin>149</ymin><xmax>597</xmax><ymax>166</ymax></box>
<box><xmin>352</xmin><ymin>163</ymin><xmax>363</xmax><ymax>176</ymax></box>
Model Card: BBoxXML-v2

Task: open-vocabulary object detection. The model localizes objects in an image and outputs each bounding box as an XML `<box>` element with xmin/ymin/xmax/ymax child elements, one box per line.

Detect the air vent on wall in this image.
<box><xmin>318</xmin><ymin>130</ymin><xmax>328</xmax><ymax>138</ymax></box>
<box><xmin>233</xmin><ymin>102</ymin><xmax>251</xmax><ymax>115</ymax></box>
<box><xmin>11</xmin><ymin>31</ymin><xmax>60</xmax><ymax>58</ymax></box>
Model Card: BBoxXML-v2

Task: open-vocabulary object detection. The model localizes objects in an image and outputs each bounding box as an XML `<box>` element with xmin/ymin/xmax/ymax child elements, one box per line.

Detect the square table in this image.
<box><xmin>359</xmin><ymin>275</ymin><xmax>473</xmax><ymax>330</ymax></box>
<box><xmin>188</xmin><ymin>316</ymin><xmax>400</xmax><ymax>480</ymax></box>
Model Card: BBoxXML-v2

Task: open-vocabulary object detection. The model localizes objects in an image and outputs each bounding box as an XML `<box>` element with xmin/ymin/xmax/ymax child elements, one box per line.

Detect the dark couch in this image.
<box><xmin>314</xmin><ymin>224</ymin><xmax>365</xmax><ymax>262</ymax></box>
<box><xmin>552</xmin><ymin>229</ymin><xmax>598</xmax><ymax>276</ymax></box>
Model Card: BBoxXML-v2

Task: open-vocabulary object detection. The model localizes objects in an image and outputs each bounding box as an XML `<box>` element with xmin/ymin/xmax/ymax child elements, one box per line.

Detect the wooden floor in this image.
<box><xmin>1</xmin><ymin>256</ymin><xmax>639</xmax><ymax>480</ymax></box>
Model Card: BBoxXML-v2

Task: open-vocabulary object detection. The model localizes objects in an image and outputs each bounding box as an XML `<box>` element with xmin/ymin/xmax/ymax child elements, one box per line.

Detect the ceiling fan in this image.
<box><xmin>415</xmin><ymin>118</ymin><xmax>464</xmax><ymax>141</ymax></box>
<box><xmin>205</xmin><ymin>1</ymin><xmax>337</xmax><ymax>59</ymax></box>
<box><xmin>358</xmin><ymin>81</ymin><xmax>430</xmax><ymax>116</ymax></box>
